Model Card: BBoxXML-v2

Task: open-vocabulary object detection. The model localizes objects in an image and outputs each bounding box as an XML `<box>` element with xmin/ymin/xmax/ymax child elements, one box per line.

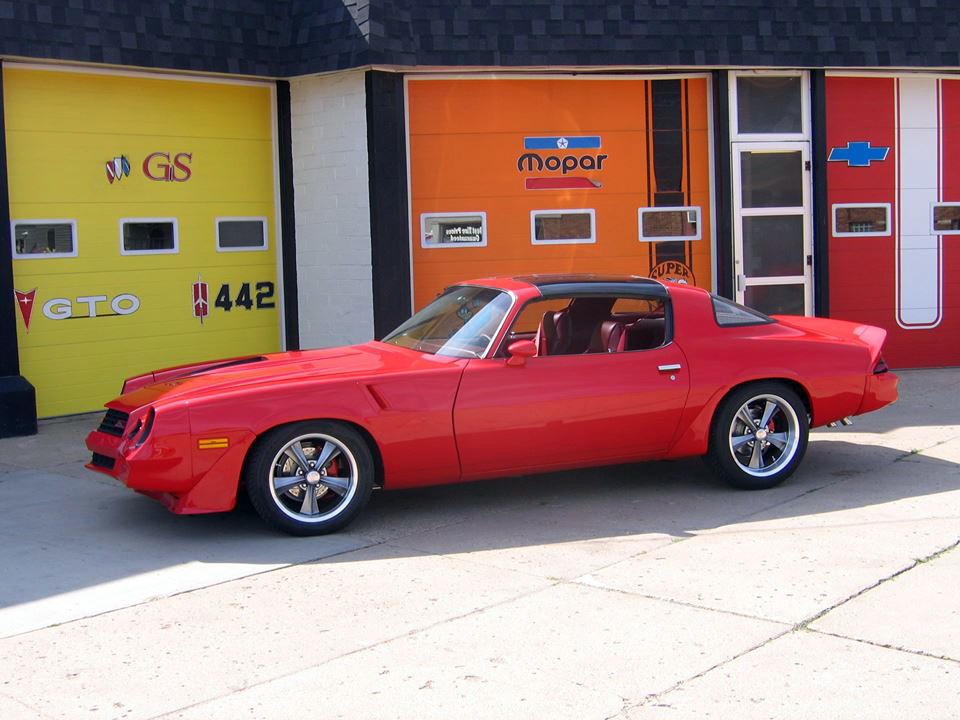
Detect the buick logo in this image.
<box><xmin>105</xmin><ymin>156</ymin><xmax>131</xmax><ymax>184</ymax></box>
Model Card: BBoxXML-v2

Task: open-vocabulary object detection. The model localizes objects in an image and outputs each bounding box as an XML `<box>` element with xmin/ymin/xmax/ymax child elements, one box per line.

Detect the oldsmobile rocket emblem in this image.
<box><xmin>193</xmin><ymin>275</ymin><xmax>209</xmax><ymax>323</ymax></box>
<box><xmin>105</xmin><ymin>155</ymin><xmax>131</xmax><ymax>184</ymax></box>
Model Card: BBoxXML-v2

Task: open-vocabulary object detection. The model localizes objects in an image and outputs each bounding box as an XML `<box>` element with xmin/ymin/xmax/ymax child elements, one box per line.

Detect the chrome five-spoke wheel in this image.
<box><xmin>707</xmin><ymin>382</ymin><xmax>809</xmax><ymax>490</ymax></box>
<box><xmin>246</xmin><ymin>421</ymin><xmax>374</xmax><ymax>535</ymax></box>
<box><xmin>269</xmin><ymin>433</ymin><xmax>358</xmax><ymax>523</ymax></box>
<box><xmin>728</xmin><ymin>394</ymin><xmax>801</xmax><ymax>477</ymax></box>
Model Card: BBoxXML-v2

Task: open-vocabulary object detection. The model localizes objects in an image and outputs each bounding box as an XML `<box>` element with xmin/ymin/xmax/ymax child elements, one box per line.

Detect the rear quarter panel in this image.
<box><xmin>665</xmin><ymin>286</ymin><xmax>872</xmax><ymax>459</ymax></box>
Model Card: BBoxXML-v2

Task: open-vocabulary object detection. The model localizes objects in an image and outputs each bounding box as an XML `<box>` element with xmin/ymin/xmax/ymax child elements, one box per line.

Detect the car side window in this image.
<box><xmin>508</xmin><ymin>298</ymin><xmax>571</xmax><ymax>337</ymax></box>
<box><xmin>501</xmin><ymin>294</ymin><xmax>669</xmax><ymax>357</ymax></box>
<box><xmin>711</xmin><ymin>295</ymin><xmax>774</xmax><ymax>326</ymax></box>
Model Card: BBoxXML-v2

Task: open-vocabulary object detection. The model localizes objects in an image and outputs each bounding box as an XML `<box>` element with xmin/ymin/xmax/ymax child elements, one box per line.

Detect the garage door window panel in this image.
<box><xmin>530</xmin><ymin>209</ymin><xmax>596</xmax><ymax>245</ymax></box>
<box><xmin>638</xmin><ymin>207</ymin><xmax>701</xmax><ymax>242</ymax></box>
<box><xmin>11</xmin><ymin>220</ymin><xmax>77</xmax><ymax>258</ymax></box>
<box><xmin>120</xmin><ymin>219</ymin><xmax>178</xmax><ymax>255</ymax></box>
<box><xmin>217</xmin><ymin>217</ymin><xmax>268</xmax><ymax>251</ymax></box>
<box><xmin>421</xmin><ymin>213</ymin><xmax>487</xmax><ymax>247</ymax></box>
<box><xmin>833</xmin><ymin>204</ymin><xmax>891</xmax><ymax>236</ymax></box>
<box><xmin>932</xmin><ymin>203</ymin><xmax>960</xmax><ymax>233</ymax></box>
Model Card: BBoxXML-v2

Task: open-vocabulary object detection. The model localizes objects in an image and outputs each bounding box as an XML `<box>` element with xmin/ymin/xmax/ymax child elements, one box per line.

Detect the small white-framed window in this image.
<box><xmin>420</xmin><ymin>212</ymin><xmax>487</xmax><ymax>248</ymax></box>
<box><xmin>216</xmin><ymin>217</ymin><xmax>268</xmax><ymax>251</ymax></box>
<box><xmin>11</xmin><ymin>219</ymin><xmax>78</xmax><ymax>258</ymax></box>
<box><xmin>119</xmin><ymin>218</ymin><xmax>179</xmax><ymax>255</ymax></box>
<box><xmin>638</xmin><ymin>207</ymin><xmax>701</xmax><ymax>242</ymax></box>
<box><xmin>832</xmin><ymin>203</ymin><xmax>891</xmax><ymax>237</ymax></box>
<box><xmin>932</xmin><ymin>203</ymin><xmax>960</xmax><ymax>234</ymax></box>
<box><xmin>530</xmin><ymin>209</ymin><xmax>596</xmax><ymax>245</ymax></box>
<box><xmin>730</xmin><ymin>70</ymin><xmax>810</xmax><ymax>141</ymax></box>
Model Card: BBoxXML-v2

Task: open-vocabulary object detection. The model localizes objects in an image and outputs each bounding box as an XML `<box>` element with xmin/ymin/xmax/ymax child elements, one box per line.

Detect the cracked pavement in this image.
<box><xmin>0</xmin><ymin>368</ymin><xmax>958</xmax><ymax>719</ymax></box>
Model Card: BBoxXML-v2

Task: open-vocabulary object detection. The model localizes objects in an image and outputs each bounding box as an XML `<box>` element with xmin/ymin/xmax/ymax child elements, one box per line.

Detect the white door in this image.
<box><xmin>732</xmin><ymin>141</ymin><xmax>813</xmax><ymax>316</ymax></box>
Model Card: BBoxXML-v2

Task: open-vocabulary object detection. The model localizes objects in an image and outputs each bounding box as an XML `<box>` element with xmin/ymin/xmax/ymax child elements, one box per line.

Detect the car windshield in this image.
<box><xmin>381</xmin><ymin>286</ymin><xmax>512</xmax><ymax>358</ymax></box>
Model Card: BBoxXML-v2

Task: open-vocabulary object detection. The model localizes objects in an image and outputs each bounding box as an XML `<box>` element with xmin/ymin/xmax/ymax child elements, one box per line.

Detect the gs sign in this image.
<box><xmin>143</xmin><ymin>152</ymin><xmax>192</xmax><ymax>182</ymax></box>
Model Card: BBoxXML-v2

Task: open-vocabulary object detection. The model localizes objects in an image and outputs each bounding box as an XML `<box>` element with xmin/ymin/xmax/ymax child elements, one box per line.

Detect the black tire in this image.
<box><xmin>706</xmin><ymin>382</ymin><xmax>809</xmax><ymax>490</ymax></box>
<box><xmin>245</xmin><ymin>420</ymin><xmax>374</xmax><ymax>535</ymax></box>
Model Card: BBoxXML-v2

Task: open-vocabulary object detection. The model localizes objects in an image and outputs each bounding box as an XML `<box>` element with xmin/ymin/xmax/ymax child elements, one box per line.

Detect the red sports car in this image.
<box><xmin>86</xmin><ymin>275</ymin><xmax>898</xmax><ymax>535</ymax></box>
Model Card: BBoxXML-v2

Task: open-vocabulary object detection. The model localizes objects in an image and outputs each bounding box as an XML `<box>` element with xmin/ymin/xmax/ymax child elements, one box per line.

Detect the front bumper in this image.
<box><xmin>85</xmin><ymin>405</ymin><xmax>252</xmax><ymax>515</ymax></box>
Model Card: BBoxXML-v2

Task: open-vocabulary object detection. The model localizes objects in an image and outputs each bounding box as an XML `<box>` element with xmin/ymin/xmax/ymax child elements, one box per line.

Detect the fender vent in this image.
<box><xmin>98</xmin><ymin>409</ymin><xmax>129</xmax><ymax>436</ymax></box>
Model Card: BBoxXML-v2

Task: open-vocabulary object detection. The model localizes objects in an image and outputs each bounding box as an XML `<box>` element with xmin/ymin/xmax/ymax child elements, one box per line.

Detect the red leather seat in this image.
<box><xmin>625</xmin><ymin>318</ymin><xmax>666</xmax><ymax>350</ymax></box>
<box><xmin>555</xmin><ymin>297</ymin><xmax>614</xmax><ymax>354</ymax></box>
<box><xmin>597</xmin><ymin>320</ymin><xmax>626</xmax><ymax>352</ymax></box>
<box><xmin>535</xmin><ymin>310</ymin><xmax>564</xmax><ymax>356</ymax></box>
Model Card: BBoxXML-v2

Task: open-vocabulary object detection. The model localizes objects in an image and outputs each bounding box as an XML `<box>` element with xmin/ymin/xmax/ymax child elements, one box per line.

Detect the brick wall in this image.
<box><xmin>290</xmin><ymin>70</ymin><xmax>374</xmax><ymax>348</ymax></box>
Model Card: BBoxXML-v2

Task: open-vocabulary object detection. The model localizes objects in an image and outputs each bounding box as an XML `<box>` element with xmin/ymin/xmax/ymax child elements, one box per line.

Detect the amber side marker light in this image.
<box><xmin>198</xmin><ymin>438</ymin><xmax>229</xmax><ymax>450</ymax></box>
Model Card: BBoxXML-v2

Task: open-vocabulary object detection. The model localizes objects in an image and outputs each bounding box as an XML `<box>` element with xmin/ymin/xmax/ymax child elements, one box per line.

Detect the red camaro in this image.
<box><xmin>86</xmin><ymin>275</ymin><xmax>898</xmax><ymax>535</ymax></box>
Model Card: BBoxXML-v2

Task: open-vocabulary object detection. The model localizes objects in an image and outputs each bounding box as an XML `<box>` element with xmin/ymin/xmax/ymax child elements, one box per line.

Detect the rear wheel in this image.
<box><xmin>706</xmin><ymin>382</ymin><xmax>809</xmax><ymax>490</ymax></box>
<box><xmin>245</xmin><ymin>421</ymin><xmax>374</xmax><ymax>535</ymax></box>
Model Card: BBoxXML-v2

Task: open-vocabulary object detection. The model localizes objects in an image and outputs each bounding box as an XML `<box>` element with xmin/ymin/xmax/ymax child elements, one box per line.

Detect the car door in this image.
<box><xmin>453</xmin><ymin>343</ymin><xmax>691</xmax><ymax>480</ymax></box>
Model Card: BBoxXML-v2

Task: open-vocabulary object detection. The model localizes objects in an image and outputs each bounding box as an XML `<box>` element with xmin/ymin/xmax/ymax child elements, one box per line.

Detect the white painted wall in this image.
<box><xmin>289</xmin><ymin>70</ymin><xmax>374</xmax><ymax>348</ymax></box>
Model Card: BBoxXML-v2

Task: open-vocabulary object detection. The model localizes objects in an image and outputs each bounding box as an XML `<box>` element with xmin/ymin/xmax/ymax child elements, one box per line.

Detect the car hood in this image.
<box><xmin>108</xmin><ymin>342</ymin><xmax>465</xmax><ymax>412</ymax></box>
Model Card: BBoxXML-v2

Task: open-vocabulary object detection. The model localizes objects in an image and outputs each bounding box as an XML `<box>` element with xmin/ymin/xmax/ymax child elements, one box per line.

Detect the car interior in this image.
<box><xmin>501</xmin><ymin>296</ymin><xmax>669</xmax><ymax>357</ymax></box>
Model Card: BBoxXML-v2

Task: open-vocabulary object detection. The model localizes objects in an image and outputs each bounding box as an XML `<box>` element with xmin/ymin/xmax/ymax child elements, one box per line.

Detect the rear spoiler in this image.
<box><xmin>773</xmin><ymin>316</ymin><xmax>887</xmax><ymax>367</ymax></box>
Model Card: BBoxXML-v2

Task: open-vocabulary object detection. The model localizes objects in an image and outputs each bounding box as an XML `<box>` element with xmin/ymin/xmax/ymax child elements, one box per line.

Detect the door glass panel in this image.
<box><xmin>737</xmin><ymin>76</ymin><xmax>802</xmax><ymax>134</ymax></box>
<box><xmin>744</xmin><ymin>284</ymin><xmax>805</xmax><ymax>316</ymax></box>
<box><xmin>742</xmin><ymin>215</ymin><xmax>804</xmax><ymax>277</ymax></box>
<box><xmin>740</xmin><ymin>151</ymin><xmax>803</xmax><ymax>208</ymax></box>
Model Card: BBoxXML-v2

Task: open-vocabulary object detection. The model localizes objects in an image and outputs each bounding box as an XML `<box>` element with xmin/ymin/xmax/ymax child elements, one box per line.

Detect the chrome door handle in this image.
<box><xmin>658</xmin><ymin>363</ymin><xmax>682</xmax><ymax>372</ymax></box>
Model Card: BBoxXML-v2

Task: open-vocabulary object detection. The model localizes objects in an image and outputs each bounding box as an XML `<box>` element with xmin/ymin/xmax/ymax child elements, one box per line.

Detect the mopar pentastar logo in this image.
<box><xmin>518</xmin><ymin>135</ymin><xmax>607</xmax><ymax>190</ymax></box>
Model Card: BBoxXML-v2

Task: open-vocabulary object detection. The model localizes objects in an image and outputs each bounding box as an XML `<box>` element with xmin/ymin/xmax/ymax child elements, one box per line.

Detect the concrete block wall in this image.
<box><xmin>290</xmin><ymin>70</ymin><xmax>374</xmax><ymax>348</ymax></box>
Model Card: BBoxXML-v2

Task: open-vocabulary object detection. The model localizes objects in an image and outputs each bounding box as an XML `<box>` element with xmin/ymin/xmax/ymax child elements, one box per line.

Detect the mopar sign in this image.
<box><xmin>516</xmin><ymin>152</ymin><xmax>608</xmax><ymax>174</ymax></box>
<box><xmin>517</xmin><ymin>135</ymin><xmax>607</xmax><ymax>190</ymax></box>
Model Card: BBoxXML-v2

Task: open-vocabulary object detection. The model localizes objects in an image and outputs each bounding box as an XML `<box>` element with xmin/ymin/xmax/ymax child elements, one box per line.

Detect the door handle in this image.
<box><xmin>658</xmin><ymin>363</ymin><xmax>682</xmax><ymax>372</ymax></box>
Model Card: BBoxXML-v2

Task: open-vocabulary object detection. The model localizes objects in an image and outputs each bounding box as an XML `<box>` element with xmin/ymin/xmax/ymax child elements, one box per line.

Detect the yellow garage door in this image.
<box><xmin>5</xmin><ymin>67</ymin><xmax>280</xmax><ymax>417</ymax></box>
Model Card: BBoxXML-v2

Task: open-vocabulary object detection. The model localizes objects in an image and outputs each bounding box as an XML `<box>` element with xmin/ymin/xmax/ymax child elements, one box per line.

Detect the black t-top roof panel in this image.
<box><xmin>513</xmin><ymin>274</ymin><xmax>667</xmax><ymax>298</ymax></box>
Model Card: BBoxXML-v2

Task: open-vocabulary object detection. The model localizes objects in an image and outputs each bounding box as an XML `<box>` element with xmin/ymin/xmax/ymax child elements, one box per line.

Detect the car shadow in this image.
<box><xmin>4</xmin><ymin>436</ymin><xmax>957</xmax><ymax>613</ymax></box>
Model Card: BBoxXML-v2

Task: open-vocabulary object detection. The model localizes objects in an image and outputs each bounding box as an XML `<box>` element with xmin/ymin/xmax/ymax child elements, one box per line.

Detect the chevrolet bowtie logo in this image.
<box><xmin>828</xmin><ymin>141</ymin><xmax>889</xmax><ymax>167</ymax></box>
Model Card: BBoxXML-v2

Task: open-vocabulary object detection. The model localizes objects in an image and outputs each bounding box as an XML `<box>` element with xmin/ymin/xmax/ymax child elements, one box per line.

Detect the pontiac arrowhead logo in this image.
<box><xmin>14</xmin><ymin>288</ymin><xmax>37</xmax><ymax>332</ymax></box>
<box><xmin>105</xmin><ymin>155</ymin><xmax>131</xmax><ymax>184</ymax></box>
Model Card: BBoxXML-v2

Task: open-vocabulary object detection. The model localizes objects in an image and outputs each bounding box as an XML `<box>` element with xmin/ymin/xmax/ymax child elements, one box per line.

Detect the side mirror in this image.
<box><xmin>506</xmin><ymin>339</ymin><xmax>537</xmax><ymax>367</ymax></box>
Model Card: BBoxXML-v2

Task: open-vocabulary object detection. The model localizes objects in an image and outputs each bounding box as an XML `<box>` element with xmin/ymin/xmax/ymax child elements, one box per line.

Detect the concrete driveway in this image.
<box><xmin>1</xmin><ymin>369</ymin><xmax>958</xmax><ymax>719</ymax></box>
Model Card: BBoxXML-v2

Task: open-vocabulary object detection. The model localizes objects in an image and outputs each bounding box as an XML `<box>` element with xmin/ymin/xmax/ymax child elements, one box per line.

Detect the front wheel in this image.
<box><xmin>245</xmin><ymin>421</ymin><xmax>374</xmax><ymax>535</ymax></box>
<box><xmin>706</xmin><ymin>382</ymin><xmax>809</xmax><ymax>490</ymax></box>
